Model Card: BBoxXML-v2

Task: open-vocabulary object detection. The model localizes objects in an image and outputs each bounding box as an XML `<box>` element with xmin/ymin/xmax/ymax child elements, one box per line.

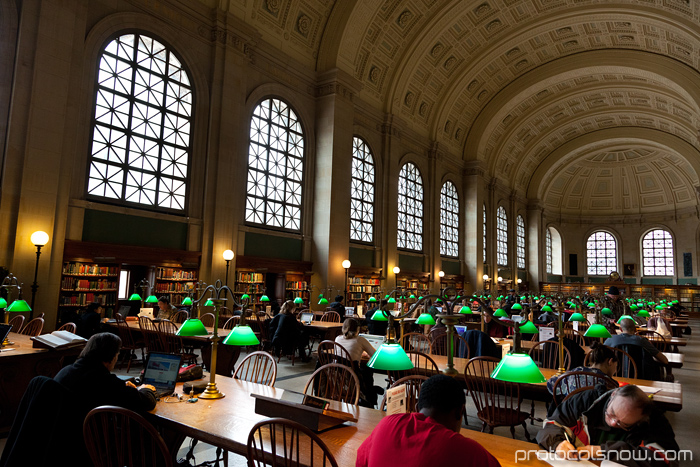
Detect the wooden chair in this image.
<box><xmin>584</xmin><ymin>345</ymin><xmax>638</xmax><ymax>378</ymax></box>
<box><xmin>317</xmin><ymin>340</ymin><xmax>353</xmax><ymax>367</ymax></box>
<box><xmin>247</xmin><ymin>418</ymin><xmax>338</xmax><ymax>467</ymax></box>
<box><xmin>170</xmin><ymin>310</ymin><xmax>189</xmax><ymax>324</ymax></box>
<box><xmin>320</xmin><ymin>311</ymin><xmax>341</xmax><ymax>323</ymax></box>
<box><xmin>303</xmin><ymin>363</ymin><xmax>360</xmax><ymax>406</ymax></box>
<box><xmin>56</xmin><ymin>322</ymin><xmax>77</xmax><ymax>333</ymax></box>
<box><xmin>158</xmin><ymin>320</ymin><xmax>198</xmax><ymax>365</ymax></box>
<box><xmin>19</xmin><ymin>317</ymin><xmax>44</xmax><ymax>337</ymax></box>
<box><xmin>463</xmin><ymin>356</ymin><xmax>531</xmax><ymax>441</ymax></box>
<box><xmin>115</xmin><ymin>314</ymin><xmax>143</xmax><ymax>373</ymax></box>
<box><xmin>138</xmin><ymin>316</ymin><xmax>162</xmax><ymax>355</ymax></box>
<box><xmin>551</xmin><ymin>370</ymin><xmax>617</xmax><ymax>407</ymax></box>
<box><xmin>528</xmin><ymin>340</ymin><xmax>572</xmax><ymax>371</ymax></box>
<box><xmin>199</xmin><ymin>313</ymin><xmax>215</xmax><ymax>328</ymax></box>
<box><xmin>430</xmin><ymin>332</ymin><xmax>470</xmax><ymax>359</ymax></box>
<box><xmin>233</xmin><ymin>351</ymin><xmax>277</xmax><ymax>386</ymax></box>
<box><xmin>254</xmin><ymin>313</ymin><xmax>272</xmax><ymax>352</ymax></box>
<box><xmin>83</xmin><ymin>405</ymin><xmax>172</xmax><ymax>467</ymax></box>
<box><xmin>379</xmin><ymin>375</ymin><xmax>428</xmax><ymax>412</ymax></box>
<box><xmin>222</xmin><ymin>316</ymin><xmax>239</xmax><ymax>330</ymax></box>
<box><xmin>401</xmin><ymin>332</ymin><xmax>431</xmax><ymax>353</ymax></box>
<box><xmin>636</xmin><ymin>330</ymin><xmax>668</xmax><ymax>351</ymax></box>
<box><xmin>388</xmin><ymin>350</ymin><xmax>439</xmax><ymax>385</ymax></box>
<box><xmin>8</xmin><ymin>314</ymin><xmax>24</xmax><ymax>333</ymax></box>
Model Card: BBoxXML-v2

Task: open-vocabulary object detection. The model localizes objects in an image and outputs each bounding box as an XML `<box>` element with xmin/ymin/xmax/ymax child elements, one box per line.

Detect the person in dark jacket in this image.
<box><xmin>54</xmin><ymin>332</ymin><xmax>157</xmax><ymax>415</ymax></box>
<box><xmin>329</xmin><ymin>295</ymin><xmax>345</xmax><ymax>315</ymax></box>
<box><xmin>268</xmin><ymin>300</ymin><xmax>310</xmax><ymax>361</ymax></box>
<box><xmin>365</xmin><ymin>300</ymin><xmax>389</xmax><ymax>336</ymax></box>
<box><xmin>77</xmin><ymin>301</ymin><xmax>104</xmax><ymax>338</ymax></box>
<box><xmin>537</xmin><ymin>383</ymin><xmax>678</xmax><ymax>467</ymax></box>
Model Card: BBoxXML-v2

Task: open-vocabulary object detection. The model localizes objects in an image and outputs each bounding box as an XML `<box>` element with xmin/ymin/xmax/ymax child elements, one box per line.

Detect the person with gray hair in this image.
<box><xmin>604</xmin><ymin>318</ymin><xmax>668</xmax><ymax>366</ymax></box>
<box><xmin>537</xmin><ymin>384</ymin><xmax>678</xmax><ymax>466</ymax></box>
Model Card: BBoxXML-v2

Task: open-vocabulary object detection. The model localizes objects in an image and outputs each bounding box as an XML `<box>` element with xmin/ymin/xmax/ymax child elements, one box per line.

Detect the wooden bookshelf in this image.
<box><xmin>59</xmin><ymin>262</ymin><xmax>120</xmax><ymax>308</ymax></box>
<box><xmin>154</xmin><ymin>267</ymin><xmax>198</xmax><ymax>306</ymax></box>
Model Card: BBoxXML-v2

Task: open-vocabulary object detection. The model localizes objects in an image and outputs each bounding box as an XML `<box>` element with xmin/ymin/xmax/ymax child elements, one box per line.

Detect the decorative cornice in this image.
<box><xmin>315</xmin><ymin>82</ymin><xmax>355</xmax><ymax>102</ymax></box>
<box><xmin>197</xmin><ymin>26</ymin><xmax>254</xmax><ymax>61</ymax></box>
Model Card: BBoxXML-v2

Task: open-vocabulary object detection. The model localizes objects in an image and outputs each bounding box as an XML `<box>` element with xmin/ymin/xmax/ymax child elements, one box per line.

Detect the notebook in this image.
<box><xmin>299</xmin><ymin>312</ymin><xmax>314</xmax><ymax>325</ymax></box>
<box><xmin>142</xmin><ymin>352</ymin><xmax>182</xmax><ymax>398</ymax></box>
<box><xmin>359</xmin><ymin>333</ymin><xmax>386</xmax><ymax>350</ymax></box>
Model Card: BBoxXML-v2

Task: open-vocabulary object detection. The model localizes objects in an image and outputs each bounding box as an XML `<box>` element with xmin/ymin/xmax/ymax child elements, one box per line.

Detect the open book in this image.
<box><xmin>32</xmin><ymin>330</ymin><xmax>88</xmax><ymax>349</ymax></box>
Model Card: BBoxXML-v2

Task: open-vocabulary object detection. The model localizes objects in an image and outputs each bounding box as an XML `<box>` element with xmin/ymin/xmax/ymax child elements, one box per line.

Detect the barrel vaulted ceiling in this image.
<box><xmin>220</xmin><ymin>0</ymin><xmax>700</xmax><ymax>218</ymax></box>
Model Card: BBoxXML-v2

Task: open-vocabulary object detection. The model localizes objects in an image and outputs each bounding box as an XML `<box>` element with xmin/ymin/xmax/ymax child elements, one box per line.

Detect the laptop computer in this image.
<box><xmin>139</xmin><ymin>308</ymin><xmax>154</xmax><ymax>319</ymax></box>
<box><xmin>359</xmin><ymin>333</ymin><xmax>386</xmax><ymax>351</ymax></box>
<box><xmin>142</xmin><ymin>352</ymin><xmax>182</xmax><ymax>399</ymax></box>
<box><xmin>344</xmin><ymin>307</ymin><xmax>355</xmax><ymax>317</ymax></box>
<box><xmin>454</xmin><ymin>325</ymin><xmax>467</xmax><ymax>335</ymax></box>
<box><xmin>299</xmin><ymin>312</ymin><xmax>314</xmax><ymax>325</ymax></box>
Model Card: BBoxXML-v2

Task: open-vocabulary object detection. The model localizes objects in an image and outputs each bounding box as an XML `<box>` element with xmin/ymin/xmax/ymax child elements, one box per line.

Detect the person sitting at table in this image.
<box><xmin>268</xmin><ymin>300</ymin><xmax>311</xmax><ymax>362</ymax></box>
<box><xmin>604</xmin><ymin>318</ymin><xmax>669</xmax><ymax>366</ymax></box>
<box><xmin>484</xmin><ymin>312</ymin><xmax>506</xmax><ymax>338</ymax></box>
<box><xmin>329</xmin><ymin>294</ymin><xmax>345</xmax><ymax>315</ymax></box>
<box><xmin>537</xmin><ymin>384</ymin><xmax>679</xmax><ymax>466</ymax></box>
<box><xmin>357</xmin><ymin>374</ymin><xmax>501</xmax><ymax>467</ymax></box>
<box><xmin>365</xmin><ymin>299</ymin><xmax>389</xmax><ymax>336</ymax></box>
<box><xmin>536</xmin><ymin>306</ymin><xmax>559</xmax><ymax>325</ymax></box>
<box><xmin>77</xmin><ymin>301</ymin><xmax>106</xmax><ymax>338</ymax></box>
<box><xmin>545</xmin><ymin>342</ymin><xmax>619</xmax><ymax>400</ymax></box>
<box><xmin>156</xmin><ymin>295</ymin><xmax>178</xmax><ymax>320</ymax></box>
<box><xmin>335</xmin><ymin>318</ymin><xmax>379</xmax><ymax>406</ymax></box>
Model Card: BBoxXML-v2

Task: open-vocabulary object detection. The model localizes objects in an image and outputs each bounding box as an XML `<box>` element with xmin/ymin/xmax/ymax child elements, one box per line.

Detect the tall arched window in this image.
<box><xmin>397</xmin><ymin>162</ymin><xmax>423</xmax><ymax>251</ymax></box>
<box><xmin>246</xmin><ymin>98</ymin><xmax>304</xmax><ymax>230</ymax></box>
<box><xmin>586</xmin><ymin>231</ymin><xmax>617</xmax><ymax>276</ymax></box>
<box><xmin>516</xmin><ymin>215</ymin><xmax>525</xmax><ymax>269</ymax></box>
<box><xmin>440</xmin><ymin>181</ymin><xmax>459</xmax><ymax>257</ymax></box>
<box><xmin>642</xmin><ymin>229</ymin><xmax>674</xmax><ymax>276</ymax></box>
<box><xmin>350</xmin><ymin>137</ymin><xmax>374</xmax><ymax>243</ymax></box>
<box><xmin>483</xmin><ymin>204</ymin><xmax>487</xmax><ymax>263</ymax></box>
<box><xmin>546</xmin><ymin>228</ymin><xmax>552</xmax><ymax>274</ymax></box>
<box><xmin>87</xmin><ymin>33</ymin><xmax>193</xmax><ymax>210</ymax></box>
<box><xmin>497</xmin><ymin>206</ymin><xmax>508</xmax><ymax>266</ymax></box>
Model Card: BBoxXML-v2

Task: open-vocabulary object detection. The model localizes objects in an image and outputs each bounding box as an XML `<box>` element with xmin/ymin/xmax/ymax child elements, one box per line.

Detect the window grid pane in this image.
<box><xmin>497</xmin><ymin>206</ymin><xmax>508</xmax><ymax>266</ymax></box>
<box><xmin>440</xmin><ymin>181</ymin><xmax>459</xmax><ymax>257</ymax></box>
<box><xmin>350</xmin><ymin>137</ymin><xmax>375</xmax><ymax>243</ymax></box>
<box><xmin>483</xmin><ymin>205</ymin><xmax>486</xmax><ymax>263</ymax></box>
<box><xmin>546</xmin><ymin>229</ymin><xmax>552</xmax><ymax>274</ymax></box>
<box><xmin>516</xmin><ymin>215</ymin><xmax>525</xmax><ymax>269</ymax></box>
<box><xmin>642</xmin><ymin>229</ymin><xmax>674</xmax><ymax>276</ymax></box>
<box><xmin>87</xmin><ymin>33</ymin><xmax>192</xmax><ymax>211</ymax></box>
<box><xmin>586</xmin><ymin>231</ymin><xmax>617</xmax><ymax>275</ymax></box>
<box><xmin>397</xmin><ymin>163</ymin><xmax>423</xmax><ymax>251</ymax></box>
<box><xmin>245</xmin><ymin>98</ymin><xmax>304</xmax><ymax>231</ymax></box>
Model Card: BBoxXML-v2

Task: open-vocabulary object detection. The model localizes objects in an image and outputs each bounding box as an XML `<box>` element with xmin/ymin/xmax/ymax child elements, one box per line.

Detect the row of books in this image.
<box><xmin>61</xmin><ymin>278</ymin><xmax>118</xmax><ymax>290</ymax></box>
<box><xmin>154</xmin><ymin>282</ymin><xmax>195</xmax><ymax>293</ymax></box>
<box><xmin>62</xmin><ymin>263</ymin><xmax>119</xmax><ymax>276</ymax></box>
<box><xmin>348</xmin><ymin>285</ymin><xmax>381</xmax><ymax>293</ymax></box>
<box><xmin>156</xmin><ymin>268</ymin><xmax>197</xmax><ymax>280</ymax></box>
<box><xmin>285</xmin><ymin>281</ymin><xmax>308</xmax><ymax>290</ymax></box>
<box><xmin>237</xmin><ymin>272</ymin><xmax>264</xmax><ymax>282</ymax></box>
<box><xmin>59</xmin><ymin>293</ymin><xmax>116</xmax><ymax>306</ymax></box>
<box><xmin>349</xmin><ymin>277</ymin><xmax>380</xmax><ymax>285</ymax></box>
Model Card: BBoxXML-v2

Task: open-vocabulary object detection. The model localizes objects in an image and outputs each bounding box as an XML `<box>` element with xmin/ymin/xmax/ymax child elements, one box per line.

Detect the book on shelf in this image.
<box><xmin>32</xmin><ymin>330</ymin><xmax>88</xmax><ymax>349</ymax></box>
<box><xmin>237</xmin><ymin>272</ymin><xmax>264</xmax><ymax>282</ymax></box>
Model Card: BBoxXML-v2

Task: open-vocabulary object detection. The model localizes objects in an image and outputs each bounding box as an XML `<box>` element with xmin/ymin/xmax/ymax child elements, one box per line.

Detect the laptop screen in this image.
<box><xmin>139</xmin><ymin>308</ymin><xmax>154</xmax><ymax>318</ymax></box>
<box><xmin>454</xmin><ymin>325</ymin><xmax>467</xmax><ymax>335</ymax></box>
<box><xmin>0</xmin><ymin>323</ymin><xmax>12</xmax><ymax>343</ymax></box>
<box><xmin>344</xmin><ymin>307</ymin><xmax>355</xmax><ymax>316</ymax></box>
<box><xmin>359</xmin><ymin>333</ymin><xmax>386</xmax><ymax>351</ymax></box>
<box><xmin>300</xmin><ymin>312</ymin><xmax>314</xmax><ymax>324</ymax></box>
<box><xmin>142</xmin><ymin>353</ymin><xmax>182</xmax><ymax>390</ymax></box>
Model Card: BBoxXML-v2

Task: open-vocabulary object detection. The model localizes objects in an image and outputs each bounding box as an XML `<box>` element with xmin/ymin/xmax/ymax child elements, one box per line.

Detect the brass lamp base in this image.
<box><xmin>199</xmin><ymin>382</ymin><xmax>225</xmax><ymax>399</ymax></box>
<box><xmin>555</xmin><ymin>367</ymin><xmax>566</xmax><ymax>376</ymax></box>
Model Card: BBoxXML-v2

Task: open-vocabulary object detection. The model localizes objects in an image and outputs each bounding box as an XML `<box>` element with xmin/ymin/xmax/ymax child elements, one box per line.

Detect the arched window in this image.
<box><xmin>245</xmin><ymin>98</ymin><xmax>304</xmax><ymax>230</ymax></box>
<box><xmin>397</xmin><ymin>162</ymin><xmax>423</xmax><ymax>251</ymax></box>
<box><xmin>87</xmin><ymin>33</ymin><xmax>193</xmax><ymax>211</ymax></box>
<box><xmin>497</xmin><ymin>206</ymin><xmax>508</xmax><ymax>266</ymax></box>
<box><xmin>483</xmin><ymin>204</ymin><xmax>487</xmax><ymax>263</ymax></box>
<box><xmin>350</xmin><ymin>137</ymin><xmax>374</xmax><ymax>243</ymax></box>
<box><xmin>440</xmin><ymin>181</ymin><xmax>459</xmax><ymax>257</ymax></box>
<box><xmin>516</xmin><ymin>215</ymin><xmax>525</xmax><ymax>269</ymax></box>
<box><xmin>546</xmin><ymin>228</ymin><xmax>552</xmax><ymax>274</ymax></box>
<box><xmin>586</xmin><ymin>231</ymin><xmax>617</xmax><ymax>276</ymax></box>
<box><xmin>642</xmin><ymin>229</ymin><xmax>674</xmax><ymax>276</ymax></box>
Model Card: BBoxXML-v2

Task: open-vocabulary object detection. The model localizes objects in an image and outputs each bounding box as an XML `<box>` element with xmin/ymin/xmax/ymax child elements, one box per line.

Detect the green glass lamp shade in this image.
<box><xmin>176</xmin><ymin>319</ymin><xmax>208</xmax><ymax>336</ymax></box>
<box><xmin>569</xmin><ymin>312</ymin><xmax>586</xmax><ymax>322</ymax></box>
<box><xmin>654</xmin><ymin>305</ymin><xmax>664</xmax><ymax>310</ymax></box>
<box><xmin>204</xmin><ymin>299</ymin><xmax>214</xmax><ymax>306</ymax></box>
<box><xmin>637</xmin><ymin>309</ymin><xmax>650</xmax><ymax>318</ymax></box>
<box><xmin>145</xmin><ymin>295</ymin><xmax>159</xmax><ymax>303</ymax></box>
<box><xmin>436</xmin><ymin>299</ymin><xmax>443</xmax><ymax>303</ymax></box>
<box><xmin>367</xmin><ymin>296</ymin><xmax>377</xmax><ymax>303</ymax></box>
<box><xmin>587</xmin><ymin>303</ymin><xmax>596</xmax><ymax>309</ymax></box>
<box><xmin>511</xmin><ymin>303</ymin><xmax>523</xmax><ymax>311</ymax></box>
<box><xmin>371</xmin><ymin>310</ymin><xmax>388</xmax><ymax>321</ymax></box>
<box><xmin>181</xmin><ymin>297</ymin><xmax>193</xmax><ymax>306</ymax></box>
<box><xmin>418</xmin><ymin>296</ymin><xmax>423</xmax><ymax>300</ymax></box>
<box><xmin>7</xmin><ymin>299</ymin><xmax>31</xmax><ymax>312</ymax></box>
<box><xmin>384</xmin><ymin>294</ymin><xmax>390</xmax><ymax>299</ymax></box>
<box><xmin>617</xmin><ymin>315</ymin><xmax>634</xmax><ymax>324</ymax></box>
<box><xmin>260</xmin><ymin>295</ymin><xmax>270</xmax><ymax>302</ymax></box>
<box><xmin>576</xmin><ymin>295</ymin><xmax>580</xmax><ymax>299</ymax></box>
<box><xmin>318</xmin><ymin>298</ymin><xmax>329</xmax><ymax>305</ymax></box>
<box><xmin>629</xmin><ymin>304</ymin><xmax>638</xmax><ymax>311</ymax></box>
<box><xmin>416</xmin><ymin>313</ymin><xmax>436</xmax><ymax>325</ymax></box>
<box><xmin>388</xmin><ymin>298</ymin><xmax>396</xmax><ymax>304</ymax></box>
<box><xmin>128</xmin><ymin>293</ymin><xmax>142</xmax><ymax>301</ymax></box>
<box><xmin>672</xmin><ymin>300</ymin><xmax>679</xmax><ymax>304</ymax></box>
<box><xmin>647</xmin><ymin>301</ymin><xmax>654</xmax><ymax>306</ymax></box>
<box><xmin>318</xmin><ymin>293</ymin><xmax>324</xmax><ymax>298</ymax></box>
<box><xmin>367</xmin><ymin>343</ymin><xmax>414</xmax><ymax>371</ymax></box>
<box><xmin>223</xmin><ymin>325</ymin><xmax>260</xmax><ymax>346</ymax></box>
<box><xmin>519</xmin><ymin>320</ymin><xmax>539</xmax><ymax>334</ymax></box>
<box><xmin>0</xmin><ymin>298</ymin><xmax>7</xmax><ymax>308</ymax></box>
<box><xmin>584</xmin><ymin>324</ymin><xmax>612</xmax><ymax>339</ymax></box>
<box><xmin>459</xmin><ymin>306</ymin><xmax>473</xmax><ymax>314</ymax></box>
<box><xmin>493</xmin><ymin>308</ymin><xmax>509</xmax><ymax>318</ymax></box>
<box><xmin>240</xmin><ymin>294</ymin><xmax>250</xmax><ymax>301</ymax></box>
<box><xmin>541</xmin><ymin>305</ymin><xmax>553</xmax><ymax>313</ymax></box>
<box><xmin>601</xmin><ymin>307</ymin><xmax>613</xmax><ymax>316</ymax></box>
<box><xmin>409</xmin><ymin>294</ymin><xmax>416</xmax><ymax>299</ymax></box>
<box><xmin>520</xmin><ymin>296</ymin><xmax>527</xmax><ymax>301</ymax></box>
<box><xmin>491</xmin><ymin>353</ymin><xmax>546</xmax><ymax>383</ymax></box>
<box><xmin>293</xmin><ymin>297</ymin><xmax>304</xmax><ymax>304</ymax></box>
<box><xmin>497</xmin><ymin>295</ymin><xmax>503</xmax><ymax>300</ymax></box>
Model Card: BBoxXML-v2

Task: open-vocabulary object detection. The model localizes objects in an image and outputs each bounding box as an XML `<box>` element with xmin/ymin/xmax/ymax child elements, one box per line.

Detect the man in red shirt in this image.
<box><xmin>356</xmin><ymin>375</ymin><xmax>501</xmax><ymax>467</ymax></box>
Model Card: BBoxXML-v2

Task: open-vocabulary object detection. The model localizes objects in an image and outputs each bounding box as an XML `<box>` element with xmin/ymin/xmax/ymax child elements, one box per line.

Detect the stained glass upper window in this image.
<box><xmin>586</xmin><ymin>231</ymin><xmax>617</xmax><ymax>276</ymax></box>
<box><xmin>397</xmin><ymin>162</ymin><xmax>423</xmax><ymax>251</ymax></box>
<box><xmin>245</xmin><ymin>98</ymin><xmax>304</xmax><ymax>231</ymax></box>
<box><xmin>350</xmin><ymin>137</ymin><xmax>374</xmax><ymax>243</ymax></box>
<box><xmin>642</xmin><ymin>229</ymin><xmax>674</xmax><ymax>276</ymax></box>
<box><xmin>497</xmin><ymin>206</ymin><xmax>508</xmax><ymax>266</ymax></box>
<box><xmin>440</xmin><ymin>181</ymin><xmax>459</xmax><ymax>257</ymax></box>
<box><xmin>516</xmin><ymin>215</ymin><xmax>525</xmax><ymax>269</ymax></box>
<box><xmin>87</xmin><ymin>33</ymin><xmax>193</xmax><ymax>211</ymax></box>
<box><xmin>546</xmin><ymin>228</ymin><xmax>552</xmax><ymax>274</ymax></box>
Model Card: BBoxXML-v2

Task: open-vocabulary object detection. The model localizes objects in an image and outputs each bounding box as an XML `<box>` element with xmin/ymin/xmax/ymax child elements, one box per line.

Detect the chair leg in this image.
<box><xmin>522</xmin><ymin>422</ymin><xmax>531</xmax><ymax>442</ymax></box>
<box><xmin>481</xmin><ymin>422</ymin><xmax>487</xmax><ymax>433</ymax></box>
<box><xmin>488</xmin><ymin>425</ymin><xmax>494</xmax><ymax>434</ymax></box>
<box><xmin>530</xmin><ymin>399</ymin><xmax>535</xmax><ymax>425</ymax></box>
<box><xmin>510</xmin><ymin>425</ymin><xmax>516</xmax><ymax>439</ymax></box>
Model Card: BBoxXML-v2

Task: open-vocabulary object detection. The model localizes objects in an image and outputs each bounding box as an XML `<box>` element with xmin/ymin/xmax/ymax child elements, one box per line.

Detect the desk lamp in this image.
<box><xmin>367</xmin><ymin>290</ymin><xmax>413</xmax><ymax>372</ymax></box>
<box><xmin>491</xmin><ymin>319</ymin><xmax>546</xmax><ymax>384</ymax></box>
<box><xmin>1</xmin><ymin>273</ymin><xmax>30</xmax><ymax>345</ymax></box>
